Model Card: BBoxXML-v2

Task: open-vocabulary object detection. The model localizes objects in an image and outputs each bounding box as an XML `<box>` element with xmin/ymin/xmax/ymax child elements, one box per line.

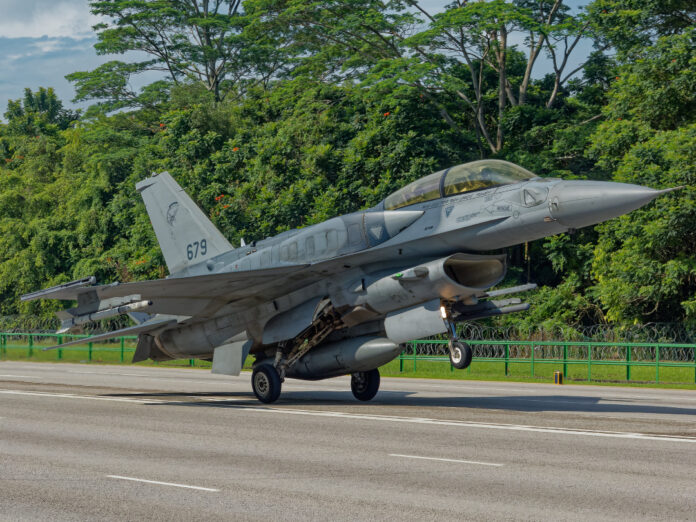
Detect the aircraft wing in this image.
<box><xmin>21</xmin><ymin>265</ymin><xmax>310</xmax><ymax>319</ymax></box>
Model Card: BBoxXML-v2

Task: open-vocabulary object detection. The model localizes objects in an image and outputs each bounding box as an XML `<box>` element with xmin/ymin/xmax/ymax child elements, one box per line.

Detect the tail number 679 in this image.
<box><xmin>186</xmin><ymin>239</ymin><xmax>207</xmax><ymax>260</ymax></box>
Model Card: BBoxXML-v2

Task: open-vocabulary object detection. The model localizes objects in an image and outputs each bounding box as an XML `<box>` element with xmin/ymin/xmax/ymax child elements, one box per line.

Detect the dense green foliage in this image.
<box><xmin>1</xmin><ymin>1</ymin><xmax>694</xmax><ymax>330</ymax></box>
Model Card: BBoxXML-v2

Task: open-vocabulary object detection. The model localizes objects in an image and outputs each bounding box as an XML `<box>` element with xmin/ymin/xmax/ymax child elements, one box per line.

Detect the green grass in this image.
<box><xmin>380</xmin><ymin>357</ymin><xmax>696</xmax><ymax>389</ymax></box>
<box><xmin>2</xmin><ymin>340</ymin><xmax>696</xmax><ymax>389</ymax></box>
<box><xmin>0</xmin><ymin>340</ymin><xmax>211</xmax><ymax>368</ymax></box>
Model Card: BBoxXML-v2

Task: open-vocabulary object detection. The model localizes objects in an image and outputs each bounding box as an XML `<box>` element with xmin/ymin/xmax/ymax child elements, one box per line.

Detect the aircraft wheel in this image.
<box><xmin>252</xmin><ymin>364</ymin><xmax>282</xmax><ymax>403</ymax></box>
<box><xmin>449</xmin><ymin>341</ymin><xmax>472</xmax><ymax>370</ymax></box>
<box><xmin>351</xmin><ymin>369</ymin><xmax>380</xmax><ymax>401</ymax></box>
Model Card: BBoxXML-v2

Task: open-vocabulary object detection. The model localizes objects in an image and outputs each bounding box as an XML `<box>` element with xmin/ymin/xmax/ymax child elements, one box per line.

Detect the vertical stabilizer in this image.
<box><xmin>136</xmin><ymin>172</ymin><xmax>233</xmax><ymax>274</ymax></box>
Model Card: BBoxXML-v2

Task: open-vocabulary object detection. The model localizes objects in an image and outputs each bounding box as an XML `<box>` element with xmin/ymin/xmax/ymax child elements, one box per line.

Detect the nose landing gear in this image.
<box><xmin>448</xmin><ymin>340</ymin><xmax>472</xmax><ymax>369</ymax></box>
<box><xmin>442</xmin><ymin>303</ymin><xmax>473</xmax><ymax>370</ymax></box>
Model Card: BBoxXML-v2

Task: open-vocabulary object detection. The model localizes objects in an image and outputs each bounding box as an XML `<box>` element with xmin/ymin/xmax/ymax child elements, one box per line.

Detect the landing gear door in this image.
<box><xmin>212</xmin><ymin>340</ymin><xmax>253</xmax><ymax>376</ymax></box>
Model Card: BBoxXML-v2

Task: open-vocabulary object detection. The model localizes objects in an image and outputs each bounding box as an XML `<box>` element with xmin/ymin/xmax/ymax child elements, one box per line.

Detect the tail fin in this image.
<box><xmin>136</xmin><ymin>172</ymin><xmax>233</xmax><ymax>274</ymax></box>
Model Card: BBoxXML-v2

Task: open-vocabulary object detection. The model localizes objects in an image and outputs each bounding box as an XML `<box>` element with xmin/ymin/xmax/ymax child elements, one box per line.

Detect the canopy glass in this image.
<box><xmin>383</xmin><ymin>160</ymin><xmax>537</xmax><ymax>210</ymax></box>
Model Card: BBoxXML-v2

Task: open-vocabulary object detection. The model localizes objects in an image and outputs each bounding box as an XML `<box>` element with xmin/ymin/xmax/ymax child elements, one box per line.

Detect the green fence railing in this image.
<box><xmin>2</xmin><ymin>332</ymin><xmax>696</xmax><ymax>384</ymax></box>
<box><xmin>399</xmin><ymin>339</ymin><xmax>696</xmax><ymax>384</ymax></box>
<box><xmin>0</xmin><ymin>332</ymin><xmax>198</xmax><ymax>367</ymax></box>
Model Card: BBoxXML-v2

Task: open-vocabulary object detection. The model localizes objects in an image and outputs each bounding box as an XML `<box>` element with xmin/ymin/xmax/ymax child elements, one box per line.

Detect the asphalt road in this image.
<box><xmin>1</xmin><ymin>361</ymin><xmax>695</xmax><ymax>521</ymax></box>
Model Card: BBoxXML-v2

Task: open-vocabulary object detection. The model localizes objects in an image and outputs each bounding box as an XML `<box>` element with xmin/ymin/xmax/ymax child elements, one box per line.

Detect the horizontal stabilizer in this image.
<box><xmin>43</xmin><ymin>317</ymin><xmax>178</xmax><ymax>351</ymax></box>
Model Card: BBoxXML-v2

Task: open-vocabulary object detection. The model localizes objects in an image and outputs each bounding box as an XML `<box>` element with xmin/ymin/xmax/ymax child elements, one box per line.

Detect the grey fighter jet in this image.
<box><xmin>22</xmin><ymin>160</ymin><xmax>679</xmax><ymax>403</ymax></box>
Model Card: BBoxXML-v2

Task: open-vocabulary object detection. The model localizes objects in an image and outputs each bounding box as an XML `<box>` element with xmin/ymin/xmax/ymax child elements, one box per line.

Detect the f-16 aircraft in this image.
<box><xmin>22</xmin><ymin>160</ymin><xmax>679</xmax><ymax>403</ymax></box>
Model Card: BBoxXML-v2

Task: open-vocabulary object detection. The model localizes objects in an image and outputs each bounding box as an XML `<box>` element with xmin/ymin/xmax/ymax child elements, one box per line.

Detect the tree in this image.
<box><xmin>249</xmin><ymin>0</ymin><xmax>597</xmax><ymax>153</ymax></box>
<box><xmin>589</xmin><ymin>0</ymin><xmax>695</xmax><ymax>57</ymax></box>
<box><xmin>3</xmin><ymin>87</ymin><xmax>79</xmax><ymax>136</ymax></box>
<box><xmin>587</xmin><ymin>28</ymin><xmax>696</xmax><ymax>323</ymax></box>
<box><xmin>68</xmin><ymin>0</ymin><xmax>279</xmax><ymax>110</ymax></box>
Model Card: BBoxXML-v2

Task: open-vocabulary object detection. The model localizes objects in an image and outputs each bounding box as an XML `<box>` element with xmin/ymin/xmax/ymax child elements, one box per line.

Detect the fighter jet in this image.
<box><xmin>21</xmin><ymin>160</ymin><xmax>679</xmax><ymax>402</ymax></box>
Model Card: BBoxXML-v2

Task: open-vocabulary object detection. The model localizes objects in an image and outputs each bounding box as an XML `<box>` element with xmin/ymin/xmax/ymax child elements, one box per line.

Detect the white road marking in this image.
<box><xmin>233</xmin><ymin>406</ymin><xmax>696</xmax><ymax>444</ymax></box>
<box><xmin>0</xmin><ymin>390</ymin><xmax>164</xmax><ymax>404</ymax></box>
<box><xmin>67</xmin><ymin>370</ymin><xmax>147</xmax><ymax>377</ymax></box>
<box><xmin>200</xmin><ymin>397</ymin><xmax>244</xmax><ymax>401</ymax></box>
<box><xmin>65</xmin><ymin>369</ymin><xmax>243</xmax><ymax>386</ymax></box>
<box><xmin>395</xmin><ymin>383</ymin><xmax>696</xmax><ymax>402</ymax></box>
<box><xmin>0</xmin><ymin>374</ymin><xmax>36</xmax><ymax>379</ymax></box>
<box><xmin>106</xmin><ymin>475</ymin><xmax>219</xmax><ymax>492</ymax></box>
<box><xmin>390</xmin><ymin>453</ymin><xmax>503</xmax><ymax>467</ymax></box>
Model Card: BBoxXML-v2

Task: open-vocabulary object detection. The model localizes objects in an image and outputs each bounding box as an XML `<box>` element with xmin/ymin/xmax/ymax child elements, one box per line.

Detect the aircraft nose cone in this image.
<box><xmin>548</xmin><ymin>180</ymin><xmax>674</xmax><ymax>229</ymax></box>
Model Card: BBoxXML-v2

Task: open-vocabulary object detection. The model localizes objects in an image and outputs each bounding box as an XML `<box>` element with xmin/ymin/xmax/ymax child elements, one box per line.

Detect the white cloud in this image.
<box><xmin>0</xmin><ymin>0</ymin><xmax>101</xmax><ymax>39</ymax></box>
<box><xmin>31</xmin><ymin>38</ymin><xmax>66</xmax><ymax>54</ymax></box>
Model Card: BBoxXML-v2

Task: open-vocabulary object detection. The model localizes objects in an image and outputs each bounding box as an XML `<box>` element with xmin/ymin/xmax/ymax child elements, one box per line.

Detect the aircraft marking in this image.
<box><xmin>166</xmin><ymin>201</ymin><xmax>179</xmax><ymax>225</ymax></box>
<box><xmin>369</xmin><ymin>225</ymin><xmax>384</xmax><ymax>238</ymax></box>
<box><xmin>186</xmin><ymin>239</ymin><xmax>207</xmax><ymax>260</ymax></box>
<box><xmin>389</xmin><ymin>454</ymin><xmax>503</xmax><ymax>467</ymax></box>
<box><xmin>106</xmin><ymin>475</ymin><xmax>219</xmax><ymax>492</ymax></box>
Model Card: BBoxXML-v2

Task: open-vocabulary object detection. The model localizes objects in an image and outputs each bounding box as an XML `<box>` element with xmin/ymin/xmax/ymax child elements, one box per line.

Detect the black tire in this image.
<box><xmin>449</xmin><ymin>341</ymin><xmax>473</xmax><ymax>370</ymax></box>
<box><xmin>351</xmin><ymin>369</ymin><xmax>380</xmax><ymax>401</ymax></box>
<box><xmin>251</xmin><ymin>364</ymin><xmax>282</xmax><ymax>403</ymax></box>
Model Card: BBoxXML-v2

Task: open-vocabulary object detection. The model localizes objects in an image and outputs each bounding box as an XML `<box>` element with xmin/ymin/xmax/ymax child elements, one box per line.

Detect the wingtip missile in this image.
<box><xmin>21</xmin><ymin>276</ymin><xmax>97</xmax><ymax>301</ymax></box>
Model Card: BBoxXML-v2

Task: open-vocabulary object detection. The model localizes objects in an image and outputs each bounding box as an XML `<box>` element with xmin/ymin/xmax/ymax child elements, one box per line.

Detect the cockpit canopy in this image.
<box><xmin>383</xmin><ymin>160</ymin><xmax>538</xmax><ymax>211</ymax></box>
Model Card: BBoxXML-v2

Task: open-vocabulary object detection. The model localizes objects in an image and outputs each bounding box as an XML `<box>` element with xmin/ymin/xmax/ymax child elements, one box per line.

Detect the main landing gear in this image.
<box><xmin>251</xmin><ymin>364</ymin><xmax>282</xmax><ymax>403</ymax></box>
<box><xmin>351</xmin><ymin>369</ymin><xmax>380</xmax><ymax>401</ymax></box>
<box><xmin>251</xmin><ymin>363</ymin><xmax>383</xmax><ymax>403</ymax></box>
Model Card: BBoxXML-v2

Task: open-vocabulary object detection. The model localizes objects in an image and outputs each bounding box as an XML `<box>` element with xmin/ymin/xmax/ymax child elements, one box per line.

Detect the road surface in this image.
<box><xmin>1</xmin><ymin>361</ymin><xmax>695</xmax><ymax>521</ymax></box>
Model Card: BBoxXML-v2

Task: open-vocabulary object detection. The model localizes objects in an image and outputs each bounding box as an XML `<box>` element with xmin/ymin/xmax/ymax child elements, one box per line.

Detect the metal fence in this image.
<box><xmin>2</xmin><ymin>332</ymin><xmax>696</xmax><ymax>384</ymax></box>
<box><xmin>0</xmin><ymin>332</ymin><xmax>199</xmax><ymax>367</ymax></box>
<box><xmin>400</xmin><ymin>339</ymin><xmax>696</xmax><ymax>384</ymax></box>
<box><xmin>456</xmin><ymin>322</ymin><xmax>696</xmax><ymax>344</ymax></box>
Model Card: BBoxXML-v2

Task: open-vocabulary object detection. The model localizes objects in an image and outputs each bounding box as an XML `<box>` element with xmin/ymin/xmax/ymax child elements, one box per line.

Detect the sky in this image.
<box><xmin>0</xmin><ymin>0</ymin><xmax>593</xmax><ymax>115</ymax></box>
<box><xmin>0</xmin><ymin>0</ymin><xmax>106</xmax><ymax>112</ymax></box>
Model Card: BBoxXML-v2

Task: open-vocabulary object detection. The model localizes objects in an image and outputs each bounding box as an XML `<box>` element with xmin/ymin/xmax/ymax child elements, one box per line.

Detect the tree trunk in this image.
<box><xmin>496</xmin><ymin>26</ymin><xmax>507</xmax><ymax>152</ymax></box>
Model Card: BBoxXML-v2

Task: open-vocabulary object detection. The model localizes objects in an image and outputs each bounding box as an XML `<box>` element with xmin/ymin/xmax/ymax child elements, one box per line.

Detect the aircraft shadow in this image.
<box><xmin>104</xmin><ymin>390</ymin><xmax>696</xmax><ymax>417</ymax></box>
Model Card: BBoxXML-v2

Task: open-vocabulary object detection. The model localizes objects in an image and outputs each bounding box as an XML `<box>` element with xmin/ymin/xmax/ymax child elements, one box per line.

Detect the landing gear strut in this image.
<box><xmin>251</xmin><ymin>364</ymin><xmax>282</xmax><ymax>403</ymax></box>
<box><xmin>351</xmin><ymin>369</ymin><xmax>380</xmax><ymax>401</ymax></box>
